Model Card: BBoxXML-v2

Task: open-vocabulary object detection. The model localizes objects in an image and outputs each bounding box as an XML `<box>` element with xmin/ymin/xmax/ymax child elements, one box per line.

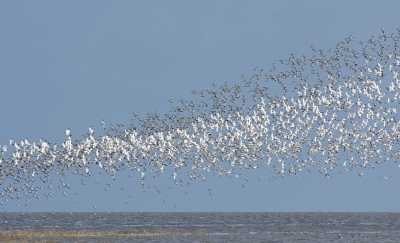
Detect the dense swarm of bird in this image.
<box><xmin>1</xmin><ymin>28</ymin><xmax>400</xmax><ymax>209</ymax></box>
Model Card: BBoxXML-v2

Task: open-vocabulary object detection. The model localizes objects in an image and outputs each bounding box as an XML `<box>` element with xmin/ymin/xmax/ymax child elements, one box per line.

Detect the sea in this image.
<box><xmin>0</xmin><ymin>212</ymin><xmax>399</xmax><ymax>242</ymax></box>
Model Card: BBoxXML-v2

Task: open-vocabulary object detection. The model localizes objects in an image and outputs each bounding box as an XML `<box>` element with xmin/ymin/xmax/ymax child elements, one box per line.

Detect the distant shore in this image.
<box><xmin>0</xmin><ymin>228</ymin><xmax>208</xmax><ymax>241</ymax></box>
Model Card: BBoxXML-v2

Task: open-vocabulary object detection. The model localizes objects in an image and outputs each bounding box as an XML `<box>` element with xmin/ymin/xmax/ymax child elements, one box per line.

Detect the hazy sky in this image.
<box><xmin>1</xmin><ymin>1</ymin><xmax>400</xmax><ymax>212</ymax></box>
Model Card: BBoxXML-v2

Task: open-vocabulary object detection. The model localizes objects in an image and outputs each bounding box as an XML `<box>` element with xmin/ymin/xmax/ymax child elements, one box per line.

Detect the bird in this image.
<box><xmin>0</xmin><ymin>28</ymin><xmax>400</xmax><ymax>212</ymax></box>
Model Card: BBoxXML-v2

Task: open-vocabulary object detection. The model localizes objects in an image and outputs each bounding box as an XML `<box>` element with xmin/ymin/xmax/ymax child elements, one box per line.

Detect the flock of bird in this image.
<box><xmin>1</xmin><ymin>28</ymin><xmax>400</xmax><ymax>210</ymax></box>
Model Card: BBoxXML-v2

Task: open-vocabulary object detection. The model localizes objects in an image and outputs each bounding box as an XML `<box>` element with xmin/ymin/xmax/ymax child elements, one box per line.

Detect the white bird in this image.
<box><xmin>1</xmin><ymin>28</ymin><xmax>400</xmax><ymax>212</ymax></box>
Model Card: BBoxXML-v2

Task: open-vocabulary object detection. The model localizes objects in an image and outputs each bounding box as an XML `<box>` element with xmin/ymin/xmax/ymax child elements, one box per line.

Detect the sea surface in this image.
<box><xmin>0</xmin><ymin>212</ymin><xmax>399</xmax><ymax>242</ymax></box>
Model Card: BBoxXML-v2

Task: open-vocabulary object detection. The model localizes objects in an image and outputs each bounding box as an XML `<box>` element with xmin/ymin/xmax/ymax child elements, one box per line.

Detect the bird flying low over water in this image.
<box><xmin>1</xmin><ymin>28</ymin><xmax>400</xmax><ymax>209</ymax></box>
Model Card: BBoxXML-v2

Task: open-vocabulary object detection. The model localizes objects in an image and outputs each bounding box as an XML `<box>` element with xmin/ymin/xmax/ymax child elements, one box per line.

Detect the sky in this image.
<box><xmin>1</xmin><ymin>1</ymin><xmax>400</xmax><ymax>212</ymax></box>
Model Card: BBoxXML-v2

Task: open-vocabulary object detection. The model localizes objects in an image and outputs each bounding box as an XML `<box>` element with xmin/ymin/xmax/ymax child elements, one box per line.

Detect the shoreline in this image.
<box><xmin>0</xmin><ymin>228</ymin><xmax>209</xmax><ymax>241</ymax></box>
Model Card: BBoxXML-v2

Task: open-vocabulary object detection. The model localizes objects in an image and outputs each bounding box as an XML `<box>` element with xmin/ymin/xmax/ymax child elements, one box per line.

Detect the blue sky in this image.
<box><xmin>1</xmin><ymin>1</ymin><xmax>400</xmax><ymax>212</ymax></box>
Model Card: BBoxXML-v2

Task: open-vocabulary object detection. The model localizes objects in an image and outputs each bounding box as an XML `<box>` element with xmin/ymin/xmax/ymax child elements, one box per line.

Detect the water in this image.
<box><xmin>0</xmin><ymin>212</ymin><xmax>399</xmax><ymax>242</ymax></box>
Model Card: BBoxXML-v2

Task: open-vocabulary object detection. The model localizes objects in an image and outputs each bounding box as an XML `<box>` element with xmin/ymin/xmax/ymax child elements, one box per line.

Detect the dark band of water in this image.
<box><xmin>1</xmin><ymin>212</ymin><xmax>399</xmax><ymax>242</ymax></box>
